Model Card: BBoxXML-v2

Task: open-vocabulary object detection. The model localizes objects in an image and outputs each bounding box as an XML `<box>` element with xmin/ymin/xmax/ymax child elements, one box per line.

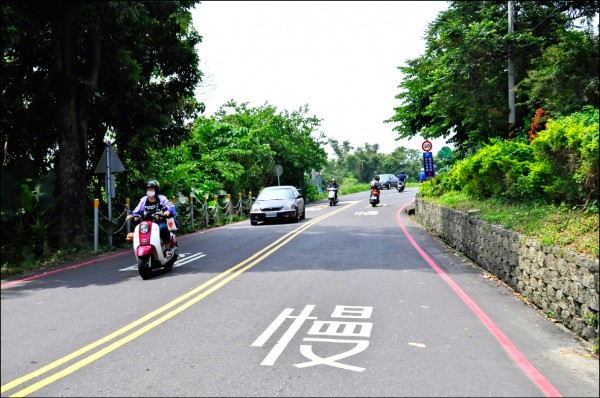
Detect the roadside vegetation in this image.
<box><xmin>418</xmin><ymin>108</ymin><xmax>599</xmax><ymax>258</ymax></box>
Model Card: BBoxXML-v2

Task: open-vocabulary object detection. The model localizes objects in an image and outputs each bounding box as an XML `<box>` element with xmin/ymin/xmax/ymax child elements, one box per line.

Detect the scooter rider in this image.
<box><xmin>328</xmin><ymin>178</ymin><xmax>339</xmax><ymax>201</ymax></box>
<box><xmin>128</xmin><ymin>180</ymin><xmax>177</xmax><ymax>257</ymax></box>
<box><xmin>419</xmin><ymin>168</ymin><xmax>427</xmax><ymax>183</ymax></box>
<box><xmin>397</xmin><ymin>171</ymin><xmax>406</xmax><ymax>184</ymax></box>
<box><xmin>370</xmin><ymin>175</ymin><xmax>382</xmax><ymax>190</ymax></box>
<box><xmin>370</xmin><ymin>175</ymin><xmax>382</xmax><ymax>195</ymax></box>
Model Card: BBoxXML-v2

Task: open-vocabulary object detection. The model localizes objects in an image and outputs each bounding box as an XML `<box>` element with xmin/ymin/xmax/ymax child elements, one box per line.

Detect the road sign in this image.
<box><xmin>440</xmin><ymin>146</ymin><xmax>452</xmax><ymax>158</ymax></box>
<box><xmin>422</xmin><ymin>140</ymin><xmax>432</xmax><ymax>152</ymax></box>
<box><xmin>274</xmin><ymin>164</ymin><xmax>283</xmax><ymax>186</ymax></box>
<box><xmin>423</xmin><ymin>151</ymin><xmax>436</xmax><ymax>177</ymax></box>
<box><xmin>93</xmin><ymin>143</ymin><xmax>125</xmax><ymax>174</ymax></box>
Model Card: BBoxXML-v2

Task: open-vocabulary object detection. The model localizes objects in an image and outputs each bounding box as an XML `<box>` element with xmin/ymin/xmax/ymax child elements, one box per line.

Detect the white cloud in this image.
<box><xmin>192</xmin><ymin>1</ymin><xmax>452</xmax><ymax>156</ymax></box>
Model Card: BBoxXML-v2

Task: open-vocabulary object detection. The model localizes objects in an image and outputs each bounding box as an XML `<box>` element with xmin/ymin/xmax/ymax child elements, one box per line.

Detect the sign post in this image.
<box><xmin>94</xmin><ymin>140</ymin><xmax>126</xmax><ymax>247</ymax></box>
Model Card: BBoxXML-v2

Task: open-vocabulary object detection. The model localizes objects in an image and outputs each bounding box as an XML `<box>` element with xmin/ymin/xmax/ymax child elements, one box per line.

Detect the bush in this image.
<box><xmin>529</xmin><ymin>107</ymin><xmax>599</xmax><ymax>205</ymax></box>
<box><xmin>444</xmin><ymin>139</ymin><xmax>532</xmax><ymax>199</ymax></box>
<box><xmin>429</xmin><ymin>108</ymin><xmax>599</xmax><ymax>207</ymax></box>
<box><xmin>301</xmin><ymin>182</ymin><xmax>320</xmax><ymax>203</ymax></box>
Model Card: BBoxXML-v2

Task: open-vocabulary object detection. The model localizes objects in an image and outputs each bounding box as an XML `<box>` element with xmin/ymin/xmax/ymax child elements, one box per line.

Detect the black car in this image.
<box><xmin>379</xmin><ymin>174</ymin><xmax>399</xmax><ymax>189</ymax></box>
<box><xmin>250</xmin><ymin>186</ymin><xmax>306</xmax><ymax>225</ymax></box>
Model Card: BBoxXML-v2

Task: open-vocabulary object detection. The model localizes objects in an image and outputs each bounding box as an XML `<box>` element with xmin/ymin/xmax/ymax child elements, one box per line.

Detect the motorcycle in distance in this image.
<box><xmin>327</xmin><ymin>187</ymin><xmax>339</xmax><ymax>206</ymax></box>
<box><xmin>397</xmin><ymin>180</ymin><xmax>405</xmax><ymax>192</ymax></box>
<box><xmin>130</xmin><ymin>211</ymin><xmax>178</xmax><ymax>280</ymax></box>
<box><xmin>369</xmin><ymin>187</ymin><xmax>380</xmax><ymax>207</ymax></box>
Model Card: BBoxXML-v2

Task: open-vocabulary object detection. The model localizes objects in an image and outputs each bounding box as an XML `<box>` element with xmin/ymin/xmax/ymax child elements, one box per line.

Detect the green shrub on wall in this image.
<box><xmin>445</xmin><ymin>140</ymin><xmax>532</xmax><ymax>199</ymax></box>
<box><xmin>424</xmin><ymin>108</ymin><xmax>599</xmax><ymax>207</ymax></box>
<box><xmin>530</xmin><ymin>107</ymin><xmax>599</xmax><ymax>205</ymax></box>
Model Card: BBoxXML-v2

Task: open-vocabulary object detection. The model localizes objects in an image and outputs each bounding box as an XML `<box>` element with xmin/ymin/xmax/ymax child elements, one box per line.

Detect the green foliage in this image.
<box><xmin>583</xmin><ymin>312</ymin><xmax>598</xmax><ymax>328</ymax></box>
<box><xmin>301</xmin><ymin>183</ymin><xmax>320</xmax><ymax>203</ymax></box>
<box><xmin>529</xmin><ymin>107</ymin><xmax>599</xmax><ymax>204</ymax></box>
<box><xmin>1</xmin><ymin>171</ymin><xmax>58</xmax><ymax>267</ymax></box>
<box><xmin>417</xmin><ymin>174</ymin><xmax>452</xmax><ymax>198</ymax></box>
<box><xmin>322</xmin><ymin>142</ymin><xmax>424</xmax><ymax>185</ymax></box>
<box><xmin>428</xmin><ymin>108</ymin><xmax>599</xmax><ymax>206</ymax></box>
<box><xmin>2</xmin><ymin>1</ymin><xmax>203</xmax><ymax>248</ymax></box>
<box><xmin>386</xmin><ymin>1</ymin><xmax>600</xmax><ymax>153</ymax></box>
<box><xmin>125</xmin><ymin>100</ymin><xmax>328</xmax><ymax>212</ymax></box>
<box><xmin>443</xmin><ymin>139</ymin><xmax>532</xmax><ymax>199</ymax></box>
<box><xmin>518</xmin><ymin>29</ymin><xmax>599</xmax><ymax>114</ymax></box>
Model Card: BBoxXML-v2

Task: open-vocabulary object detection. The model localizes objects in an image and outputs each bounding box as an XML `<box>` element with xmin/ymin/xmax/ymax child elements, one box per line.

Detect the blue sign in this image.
<box><xmin>423</xmin><ymin>152</ymin><xmax>436</xmax><ymax>178</ymax></box>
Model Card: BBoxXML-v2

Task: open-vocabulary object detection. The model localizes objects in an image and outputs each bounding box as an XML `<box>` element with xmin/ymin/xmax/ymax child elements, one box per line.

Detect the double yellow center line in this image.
<box><xmin>2</xmin><ymin>201</ymin><xmax>360</xmax><ymax>397</ymax></box>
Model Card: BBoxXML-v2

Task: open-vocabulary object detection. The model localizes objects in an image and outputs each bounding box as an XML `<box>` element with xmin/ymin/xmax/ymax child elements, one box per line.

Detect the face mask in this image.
<box><xmin>147</xmin><ymin>190</ymin><xmax>156</xmax><ymax>197</ymax></box>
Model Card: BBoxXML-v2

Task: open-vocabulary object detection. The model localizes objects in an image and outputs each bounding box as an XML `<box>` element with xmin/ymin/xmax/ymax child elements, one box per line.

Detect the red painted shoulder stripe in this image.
<box><xmin>397</xmin><ymin>200</ymin><xmax>561</xmax><ymax>398</ymax></box>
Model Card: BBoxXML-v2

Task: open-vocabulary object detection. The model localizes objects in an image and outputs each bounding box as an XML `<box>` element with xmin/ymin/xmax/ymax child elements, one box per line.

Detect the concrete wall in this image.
<box><xmin>414</xmin><ymin>198</ymin><xmax>599</xmax><ymax>344</ymax></box>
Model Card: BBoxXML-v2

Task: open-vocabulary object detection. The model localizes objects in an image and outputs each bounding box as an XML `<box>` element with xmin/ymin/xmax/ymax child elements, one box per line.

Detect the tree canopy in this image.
<box><xmin>1</xmin><ymin>1</ymin><xmax>203</xmax><ymax>247</ymax></box>
<box><xmin>385</xmin><ymin>0</ymin><xmax>599</xmax><ymax>154</ymax></box>
<box><xmin>139</xmin><ymin>101</ymin><xmax>329</xmax><ymax>199</ymax></box>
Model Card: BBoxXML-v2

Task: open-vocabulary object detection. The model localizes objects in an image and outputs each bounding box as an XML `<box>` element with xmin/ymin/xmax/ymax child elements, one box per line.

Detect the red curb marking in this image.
<box><xmin>396</xmin><ymin>200</ymin><xmax>561</xmax><ymax>398</ymax></box>
<box><xmin>0</xmin><ymin>224</ymin><xmax>228</xmax><ymax>289</ymax></box>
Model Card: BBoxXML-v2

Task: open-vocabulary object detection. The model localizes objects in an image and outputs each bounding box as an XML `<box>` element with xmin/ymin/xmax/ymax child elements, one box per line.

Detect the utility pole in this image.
<box><xmin>105</xmin><ymin>139</ymin><xmax>113</xmax><ymax>247</ymax></box>
<box><xmin>508</xmin><ymin>0</ymin><xmax>516</xmax><ymax>138</ymax></box>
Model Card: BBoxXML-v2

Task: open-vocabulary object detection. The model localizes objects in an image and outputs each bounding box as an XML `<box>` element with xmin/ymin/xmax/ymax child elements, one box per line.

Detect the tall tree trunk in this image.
<box><xmin>57</xmin><ymin>89</ymin><xmax>87</xmax><ymax>248</ymax></box>
<box><xmin>55</xmin><ymin>4</ymin><xmax>101</xmax><ymax>248</ymax></box>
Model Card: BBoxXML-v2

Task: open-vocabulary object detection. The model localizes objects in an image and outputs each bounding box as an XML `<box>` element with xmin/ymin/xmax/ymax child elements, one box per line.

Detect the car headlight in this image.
<box><xmin>139</xmin><ymin>223</ymin><xmax>149</xmax><ymax>234</ymax></box>
<box><xmin>251</xmin><ymin>204</ymin><xmax>261</xmax><ymax>212</ymax></box>
<box><xmin>282</xmin><ymin>204</ymin><xmax>293</xmax><ymax>211</ymax></box>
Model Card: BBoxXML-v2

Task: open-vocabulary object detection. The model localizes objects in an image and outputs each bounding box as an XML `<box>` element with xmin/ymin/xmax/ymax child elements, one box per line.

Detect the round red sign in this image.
<box><xmin>422</xmin><ymin>140</ymin><xmax>432</xmax><ymax>152</ymax></box>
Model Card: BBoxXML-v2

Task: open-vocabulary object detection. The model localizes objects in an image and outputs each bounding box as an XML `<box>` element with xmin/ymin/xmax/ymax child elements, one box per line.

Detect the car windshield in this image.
<box><xmin>257</xmin><ymin>188</ymin><xmax>294</xmax><ymax>200</ymax></box>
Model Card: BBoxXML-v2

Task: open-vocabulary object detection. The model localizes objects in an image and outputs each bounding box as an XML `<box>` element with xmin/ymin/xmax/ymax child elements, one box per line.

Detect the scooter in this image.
<box><xmin>369</xmin><ymin>187</ymin><xmax>380</xmax><ymax>207</ymax></box>
<box><xmin>397</xmin><ymin>180</ymin><xmax>405</xmax><ymax>192</ymax></box>
<box><xmin>327</xmin><ymin>187</ymin><xmax>339</xmax><ymax>206</ymax></box>
<box><xmin>131</xmin><ymin>212</ymin><xmax>178</xmax><ymax>279</ymax></box>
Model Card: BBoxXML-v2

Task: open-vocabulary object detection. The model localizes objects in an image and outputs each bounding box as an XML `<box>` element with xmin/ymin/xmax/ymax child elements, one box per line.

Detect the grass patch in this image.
<box><xmin>423</xmin><ymin>192</ymin><xmax>599</xmax><ymax>258</ymax></box>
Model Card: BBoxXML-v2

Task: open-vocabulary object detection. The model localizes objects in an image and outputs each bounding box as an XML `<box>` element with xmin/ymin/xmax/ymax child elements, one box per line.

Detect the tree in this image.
<box><xmin>328</xmin><ymin>138</ymin><xmax>354</xmax><ymax>160</ymax></box>
<box><xmin>144</xmin><ymin>101</ymin><xmax>329</xmax><ymax>198</ymax></box>
<box><xmin>517</xmin><ymin>29</ymin><xmax>599</xmax><ymax>114</ymax></box>
<box><xmin>381</xmin><ymin>147</ymin><xmax>421</xmax><ymax>181</ymax></box>
<box><xmin>385</xmin><ymin>1</ymin><xmax>599</xmax><ymax>154</ymax></box>
<box><xmin>212</xmin><ymin>101</ymin><xmax>328</xmax><ymax>192</ymax></box>
<box><xmin>1</xmin><ymin>1</ymin><xmax>203</xmax><ymax>248</ymax></box>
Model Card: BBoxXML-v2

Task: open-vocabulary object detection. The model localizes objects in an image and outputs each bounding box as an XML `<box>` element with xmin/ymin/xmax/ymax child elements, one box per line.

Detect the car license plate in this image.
<box><xmin>266</xmin><ymin>211</ymin><xmax>277</xmax><ymax>218</ymax></box>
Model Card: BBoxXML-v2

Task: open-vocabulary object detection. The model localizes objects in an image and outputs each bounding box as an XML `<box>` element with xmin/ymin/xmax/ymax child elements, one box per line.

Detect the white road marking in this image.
<box><xmin>173</xmin><ymin>252</ymin><xmax>206</xmax><ymax>267</ymax></box>
<box><xmin>354</xmin><ymin>211</ymin><xmax>378</xmax><ymax>216</ymax></box>
<box><xmin>118</xmin><ymin>252</ymin><xmax>205</xmax><ymax>271</ymax></box>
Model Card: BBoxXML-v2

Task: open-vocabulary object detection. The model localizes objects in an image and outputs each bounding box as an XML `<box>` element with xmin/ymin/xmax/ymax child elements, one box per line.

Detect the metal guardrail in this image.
<box><xmin>93</xmin><ymin>193</ymin><xmax>254</xmax><ymax>252</ymax></box>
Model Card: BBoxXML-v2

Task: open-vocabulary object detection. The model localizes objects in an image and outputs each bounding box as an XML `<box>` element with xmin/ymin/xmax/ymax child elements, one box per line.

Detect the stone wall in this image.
<box><xmin>414</xmin><ymin>198</ymin><xmax>599</xmax><ymax>344</ymax></box>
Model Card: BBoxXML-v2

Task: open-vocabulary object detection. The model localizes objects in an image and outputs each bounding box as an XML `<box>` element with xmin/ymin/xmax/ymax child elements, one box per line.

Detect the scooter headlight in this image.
<box><xmin>139</xmin><ymin>223</ymin><xmax>149</xmax><ymax>234</ymax></box>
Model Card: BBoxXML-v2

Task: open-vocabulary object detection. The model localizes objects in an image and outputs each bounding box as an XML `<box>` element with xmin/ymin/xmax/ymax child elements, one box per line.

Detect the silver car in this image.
<box><xmin>250</xmin><ymin>186</ymin><xmax>306</xmax><ymax>225</ymax></box>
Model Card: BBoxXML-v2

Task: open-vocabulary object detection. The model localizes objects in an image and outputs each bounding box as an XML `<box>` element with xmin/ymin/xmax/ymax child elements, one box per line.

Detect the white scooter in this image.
<box><xmin>327</xmin><ymin>187</ymin><xmax>339</xmax><ymax>206</ymax></box>
<box><xmin>397</xmin><ymin>180</ymin><xmax>405</xmax><ymax>192</ymax></box>
<box><xmin>131</xmin><ymin>212</ymin><xmax>178</xmax><ymax>280</ymax></box>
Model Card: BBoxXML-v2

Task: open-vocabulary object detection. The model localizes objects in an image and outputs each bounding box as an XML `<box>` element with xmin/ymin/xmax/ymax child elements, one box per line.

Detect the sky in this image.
<box><xmin>191</xmin><ymin>1</ymin><xmax>452</xmax><ymax>157</ymax></box>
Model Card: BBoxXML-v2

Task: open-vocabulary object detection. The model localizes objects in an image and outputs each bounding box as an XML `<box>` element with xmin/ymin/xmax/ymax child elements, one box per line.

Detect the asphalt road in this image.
<box><xmin>1</xmin><ymin>188</ymin><xmax>598</xmax><ymax>397</ymax></box>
